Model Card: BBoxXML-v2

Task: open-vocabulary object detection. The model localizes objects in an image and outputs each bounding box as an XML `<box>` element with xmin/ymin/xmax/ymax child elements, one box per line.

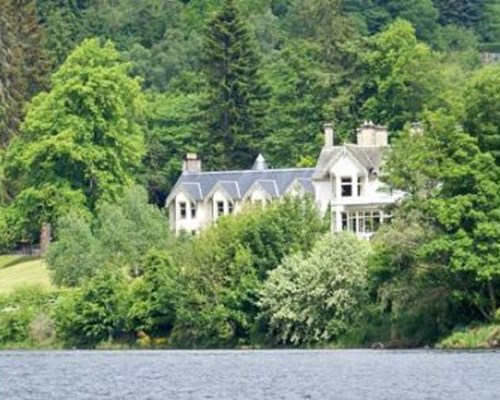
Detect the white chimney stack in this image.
<box><xmin>324</xmin><ymin>123</ymin><xmax>334</xmax><ymax>148</ymax></box>
<box><xmin>357</xmin><ymin>121</ymin><xmax>388</xmax><ymax>146</ymax></box>
<box><xmin>183</xmin><ymin>153</ymin><xmax>202</xmax><ymax>173</ymax></box>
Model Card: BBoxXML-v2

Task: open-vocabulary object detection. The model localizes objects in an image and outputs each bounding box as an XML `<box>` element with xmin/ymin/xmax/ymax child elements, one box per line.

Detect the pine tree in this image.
<box><xmin>202</xmin><ymin>0</ymin><xmax>268</xmax><ymax>170</ymax></box>
<box><xmin>433</xmin><ymin>0</ymin><xmax>483</xmax><ymax>28</ymax></box>
<box><xmin>0</xmin><ymin>0</ymin><xmax>50</xmax><ymax>147</ymax></box>
<box><xmin>0</xmin><ymin>6</ymin><xmax>23</xmax><ymax>147</ymax></box>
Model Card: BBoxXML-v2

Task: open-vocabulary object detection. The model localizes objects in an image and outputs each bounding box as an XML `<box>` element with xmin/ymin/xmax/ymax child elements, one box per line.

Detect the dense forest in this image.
<box><xmin>0</xmin><ymin>0</ymin><xmax>499</xmax><ymax>349</ymax></box>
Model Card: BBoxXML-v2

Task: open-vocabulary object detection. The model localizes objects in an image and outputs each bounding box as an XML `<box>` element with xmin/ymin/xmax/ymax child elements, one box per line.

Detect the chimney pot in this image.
<box><xmin>357</xmin><ymin>122</ymin><xmax>388</xmax><ymax>146</ymax></box>
<box><xmin>183</xmin><ymin>153</ymin><xmax>202</xmax><ymax>172</ymax></box>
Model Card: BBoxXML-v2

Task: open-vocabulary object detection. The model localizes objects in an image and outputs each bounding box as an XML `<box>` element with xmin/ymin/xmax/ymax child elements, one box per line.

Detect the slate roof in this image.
<box><xmin>167</xmin><ymin>167</ymin><xmax>315</xmax><ymax>205</ymax></box>
<box><xmin>313</xmin><ymin>144</ymin><xmax>388</xmax><ymax>180</ymax></box>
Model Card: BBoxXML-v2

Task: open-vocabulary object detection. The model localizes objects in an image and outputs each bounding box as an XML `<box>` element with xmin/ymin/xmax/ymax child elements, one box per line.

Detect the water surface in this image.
<box><xmin>0</xmin><ymin>350</ymin><xmax>498</xmax><ymax>399</ymax></box>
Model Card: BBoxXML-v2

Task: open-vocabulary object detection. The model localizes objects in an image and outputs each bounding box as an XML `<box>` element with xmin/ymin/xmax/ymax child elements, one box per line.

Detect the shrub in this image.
<box><xmin>0</xmin><ymin>286</ymin><xmax>56</xmax><ymax>346</ymax></box>
<box><xmin>260</xmin><ymin>232</ymin><xmax>370</xmax><ymax>346</ymax></box>
<box><xmin>171</xmin><ymin>196</ymin><xmax>327</xmax><ymax>347</ymax></box>
<box><xmin>127</xmin><ymin>251</ymin><xmax>179</xmax><ymax>338</ymax></box>
<box><xmin>53</xmin><ymin>270</ymin><xmax>129</xmax><ymax>348</ymax></box>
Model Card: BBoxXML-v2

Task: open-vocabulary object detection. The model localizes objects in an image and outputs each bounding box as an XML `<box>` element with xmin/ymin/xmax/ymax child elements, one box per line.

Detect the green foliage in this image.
<box><xmin>0</xmin><ymin>0</ymin><xmax>50</xmax><ymax>146</ymax></box>
<box><xmin>437</xmin><ymin>324</ymin><xmax>500</xmax><ymax>349</ymax></box>
<box><xmin>478</xmin><ymin>1</ymin><xmax>500</xmax><ymax>42</ymax></box>
<box><xmin>262</xmin><ymin>41</ymin><xmax>333</xmax><ymax>167</ymax></box>
<box><xmin>171</xmin><ymin>196</ymin><xmax>327</xmax><ymax>347</ymax></box>
<box><xmin>2</xmin><ymin>38</ymin><xmax>145</xmax><ymax>243</ymax></box>
<box><xmin>142</xmin><ymin>80</ymin><xmax>207</xmax><ymax>204</ymax></box>
<box><xmin>0</xmin><ymin>286</ymin><xmax>55</xmax><ymax>346</ymax></box>
<box><xmin>95</xmin><ymin>186</ymin><xmax>171</xmax><ymax>276</ymax></box>
<box><xmin>260</xmin><ymin>232</ymin><xmax>370</xmax><ymax>345</ymax></box>
<box><xmin>45</xmin><ymin>212</ymin><xmax>101</xmax><ymax>287</ymax></box>
<box><xmin>368</xmin><ymin>210</ymin><xmax>464</xmax><ymax>345</ymax></box>
<box><xmin>53</xmin><ymin>269</ymin><xmax>129</xmax><ymax>348</ymax></box>
<box><xmin>46</xmin><ymin>186</ymin><xmax>170</xmax><ymax>286</ymax></box>
<box><xmin>286</xmin><ymin>0</ymin><xmax>357</xmax><ymax>64</ymax></box>
<box><xmin>434</xmin><ymin>0</ymin><xmax>483</xmax><ymax>28</ymax></box>
<box><xmin>464</xmin><ymin>65</ymin><xmax>500</xmax><ymax>165</ymax></box>
<box><xmin>202</xmin><ymin>0</ymin><xmax>269</xmax><ymax>170</ymax></box>
<box><xmin>36</xmin><ymin>0</ymin><xmax>89</xmax><ymax>65</ymax></box>
<box><xmin>127</xmin><ymin>251</ymin><xmax>179</xmax><ymax>337</ymax></box>
<box><xmin>385</xmin><ymin>112</ymin><xmax>500</xmax><ymax>321</ymax></box>
<box><xmin>360</xmin><ymin>20</ymin><xmax>443</xmax><ymax>131</ymax></box>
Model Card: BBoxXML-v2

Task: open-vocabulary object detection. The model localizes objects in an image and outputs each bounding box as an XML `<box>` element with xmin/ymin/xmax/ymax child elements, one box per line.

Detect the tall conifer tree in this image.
<box><xmin>202</xmin><ymin>0</ymin><xmax>268</xmax><ymax>170</ymax></box>
<box><xmin>0</xmin><ymin>10</ymin><xmax>22</xmax><ymax>147</ymax></box>
<box><xmin>0</xmin><ymin>0</ymin><xmax>50</xmax><ymax>147</ymax></box>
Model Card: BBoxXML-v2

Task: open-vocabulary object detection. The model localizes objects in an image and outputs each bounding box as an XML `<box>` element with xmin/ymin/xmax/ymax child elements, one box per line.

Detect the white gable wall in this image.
<box><xmin>248</xmin><ymin>186</ymin><xmax>270</xmax><ymax>203</ymax></box>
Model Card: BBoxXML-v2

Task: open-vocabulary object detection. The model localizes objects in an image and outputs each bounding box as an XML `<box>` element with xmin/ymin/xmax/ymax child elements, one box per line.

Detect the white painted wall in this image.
<box><xmin>170</xmin><ymin>146</ymin><xmax>403</xmax><ymax>239</ymax></box>
<box><xmin>172</xmin><ymin>192</ymin><xmax>201</xmax><ymax>234</ymax></box>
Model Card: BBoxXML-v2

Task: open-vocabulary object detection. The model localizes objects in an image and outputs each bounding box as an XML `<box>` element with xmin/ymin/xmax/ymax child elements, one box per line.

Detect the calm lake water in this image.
<box><xmin>0</xmin><ymin>350</ymin><xmax>499</xmax><ymax>399</ymax></box>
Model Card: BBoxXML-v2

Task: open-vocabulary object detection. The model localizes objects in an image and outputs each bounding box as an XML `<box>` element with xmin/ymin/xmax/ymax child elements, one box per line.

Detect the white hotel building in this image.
<box><xmin>166</xmin><ymin>122</ymin><xmax>404</xmax><ymax>238</ymax></box>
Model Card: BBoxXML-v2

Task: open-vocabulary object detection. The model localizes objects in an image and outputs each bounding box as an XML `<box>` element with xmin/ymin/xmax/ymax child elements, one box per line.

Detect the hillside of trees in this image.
<box><xmin>0</xmin><ymin>0</ymin><xmax>499</xmax><ymax>349</ymax></box>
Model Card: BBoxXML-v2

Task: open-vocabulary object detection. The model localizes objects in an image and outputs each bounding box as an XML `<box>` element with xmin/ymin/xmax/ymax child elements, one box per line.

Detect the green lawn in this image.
<box><xmin>0</xmin><ymin>255</ymin><xmax>52</xmax><ymax>295</ymax></box>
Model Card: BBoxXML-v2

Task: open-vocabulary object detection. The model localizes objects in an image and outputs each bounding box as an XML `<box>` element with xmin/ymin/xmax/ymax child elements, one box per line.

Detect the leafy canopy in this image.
<box><xmin>260</xmin><ymin>232</ymin><xmax>370</xmax><ymax>345</ymax></box>
<box><xmin>2</xmin><ymin>38</ymin><xmax>145</xmax><ymax>243</ymax></box>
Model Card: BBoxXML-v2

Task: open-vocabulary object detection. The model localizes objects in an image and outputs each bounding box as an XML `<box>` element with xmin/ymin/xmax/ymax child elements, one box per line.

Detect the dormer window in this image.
<box><xmin>190</xmin><ymin>202</ymin><xmax>197</xmax><ymax>218</ymax></box>
<box><xmin>341</xmin><ymin>177</ymin><xmax>352</xmax><ymax>197</ymax></box>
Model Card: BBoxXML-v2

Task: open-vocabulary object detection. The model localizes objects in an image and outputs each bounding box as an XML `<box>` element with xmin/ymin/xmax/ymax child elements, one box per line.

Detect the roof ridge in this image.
<box><xmin>182</xmin><ymin>168</ymin><xmax>315</xmax><ymax>176</ymax></box>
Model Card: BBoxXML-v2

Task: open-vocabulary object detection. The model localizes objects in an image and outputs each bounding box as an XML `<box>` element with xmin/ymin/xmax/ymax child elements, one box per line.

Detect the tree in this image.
<box><xmin>262</xmin><ymin>41</ymin><xmax>333</xmax><ymax>167</ymax></box>
<box><xmin>0</xmin><ymin>8</ymin><xmax>21</xmax><ymax>147</ymax></box>
<box><xmin>380</xmin><ymin>0</ymin><xmax>439</xmax><ymax>42</ymax></box>
<box><xmin>171</xmin><ymin>197</ymin><xmax>327</xmax><ymax>347</ymax></box>
<box><xmin>477</xmin><ymin>0</ymin><xmax>500</xmax><ymax>42</ymax></box>
<box><xmin>2</xmin><ymin>38</ymin><xmax>145</xmax><ymax>243</ymax></box>
<box><xmin>202</xmin><ymin>0</ymin><xmax>268</xmax><ymax>170</ymax></box>
<box><xmin>46</xmin><ymin>186</ymin><xmax>170</xmax><ymax>286</ymax></box>
<box><xmin>260</xmin><ymin>232</ymin><xmax>370</xmax><ymax>345</ymax></box>
<box><xmin>53</xmin><ymin>269</ymin><xmax>129</xmax><ymax>348</ymax></box>
<box><xmin>127</xmin><ymin>251</ymin><xmax>179</xmax><ymax>338</ymax></box>
<box><xmin>36</xmin><ymin>0</ymin><xmax>89</xmax><ymax>66</ymax></box>
<box><xmin>142</xmin><ymin>74</ymin><xmax>207</xmax><ymax>205</ymax></box>
<box><xmin>286</xmin><ymin>0</ymin><xmax>357</xmax><ymax>65</ymax></box>
<box><xmin>464</xmin><ymin>65</ymin><xmax>500</xmax><ymax>166</ymax></box>
<box><xmin>369</xmin><ymin>209</ymin><xmax>467</xmax><ymax>345</ymax></box>
<box><xmin>433</xmin><ymin>0</ymin><xmax>483</xmax><ymax>28</ymax></box>
<box><xmin>359</xmin><ymin>20</ymin><xmax>444</xmax><ymax>131</ymax></box>
<box><xmin>94</xmin><ymin>186</ymin><xmax>170</xmax><ymax>276</ymax></box>
<box><xmin>385</xmin><ymin>112</ymin><xmax>500</xmax><ymax>321</ymax></box>
<box><xmin>45</xmin><ymin>212</ymin><xmax>101</xmax><ymax>287</ymax></box>
<box><xmin>0</xmin><ymin>0</ymin><xmax>50</xmax><ymax>146</ymax></box>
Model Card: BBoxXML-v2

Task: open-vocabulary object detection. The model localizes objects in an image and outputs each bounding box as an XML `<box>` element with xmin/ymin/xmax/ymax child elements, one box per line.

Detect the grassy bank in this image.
<box><xmin>437</xmin><ymin>324</ymin><xmax>500</xmax><ymax>349</ymax></box>
<box><xmin>0</xmin><ymin>255</ymin><xmax>52</xmax><ymax>295</ymax></box>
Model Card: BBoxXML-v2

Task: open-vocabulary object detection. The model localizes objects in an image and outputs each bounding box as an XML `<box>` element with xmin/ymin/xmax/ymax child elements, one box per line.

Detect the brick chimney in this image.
<box><xmin>323</xmin><ymin>123</ymin><xmax>334</xmax><ymax>148</ymax></box>
<box><xmin>356</xmin><ymin>121</ymin><xmax>388</xmax><ymax>146</ymax></box>
<box><xmin>182</xmin><ymin>153</ymin><xmax>202</xmax><ymax>173</ymax></box>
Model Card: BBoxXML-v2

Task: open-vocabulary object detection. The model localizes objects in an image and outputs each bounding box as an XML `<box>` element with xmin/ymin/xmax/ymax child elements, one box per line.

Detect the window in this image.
<box><xmin>349</xmin><ymin>213</ymin><xmax>357</xmax><ymax>233</ymax></box>
<box><xmin>216</xmin><ymin>201</ymin><xmax>225</xmax><ymax>216</ymax></box>
<box><xmin>190</xmin><ymin>202</ymin><xmax>197</xmax><ymax>219</ymax></box>
<box><xmin>179</xmin><ymin>202</ymin><xmax>187</xmax><ymax>219</ymax></box>
<box><xmin>341</xmin><ymin>212</ymin><xmax>348</xmax><ymax>231</ymax></box>
<box><xmin>357</xmin><ymin>177</ymin><xmax>363</xmax><ymax>196</ymax></box>
<box><xmin>228</xmin><ymin>202</ymin><xmax>234</xmax><ymax>214</ymax></box>
<box><xmin>373</xmin><ymin>211</ymin><xmax>381</xmax><ymax>231</ymax></box>
<box><xmin>340</xmin><ymin>210</ymin><xmax>384</xmax><ymax>234</ymax></box>
<box><xmin>341</xmin><ymin>177</ymin><xmax>352</xmax><ymax>197</ymax></box>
